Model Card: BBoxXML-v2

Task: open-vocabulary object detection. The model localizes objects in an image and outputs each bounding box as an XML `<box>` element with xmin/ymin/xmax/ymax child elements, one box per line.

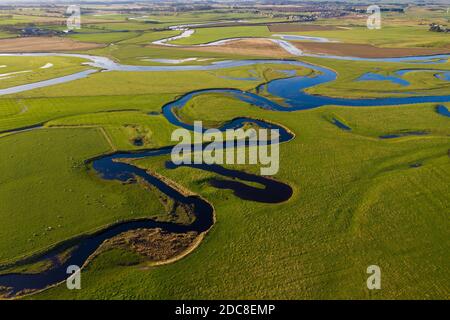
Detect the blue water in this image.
<box><xmin>219</xmin><ymin>75</ymin><xmax>259</xmax><ymax>81</ymax></box>
<box><xmin>436</xmin><ymin>72</ymin><xmax>450</xmax><ymax>81</ymax></box>
<box><xmin>357</xmin><ymin>72</ymin><xmax>410</xmax><ymax>86</ymax></box>
<box><xmin>396</xmin><ymin>69</ymin><xmax>430</xmax><ymax>76</ymax></box>
<box><xmin>0</xmin><ymin>69</ymin><xmax>97</xmax><ymax>95</ymax></box>
<box><xmin>218</xmin><ymin>69</ymin><xmax>261</xmax><ymax>81</ymax></box>
<box><xmin>356</xmin><ymin>68</ymin><xmax>450</xmax><ymax>87</ymax></box>
<box><xmin>396</xmin><ymin>69</ymin><xmax>450</xmax><ymax>82</ymax></box>
<box><xmin>0</xmin><ymin>117</ymin><xmax>293</xmax><ymax>297</ymax></box>
<box><xmin>379</xmin><ymin>131</ymin><xmax>428</xmax><ymax>139</ymax></box>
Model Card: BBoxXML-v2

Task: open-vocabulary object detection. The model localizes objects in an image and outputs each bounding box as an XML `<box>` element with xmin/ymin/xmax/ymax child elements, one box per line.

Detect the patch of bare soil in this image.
<box><xmin>165</xmin><ymin>38</ymin><xmax>293</xmax><ymax>58</ymax></box>
<box><xmin>0</xmin><ymin>37</ymin><xmax>105</xmax><ymax>53</ymax></box>
<box><xmin>268</xmin><ymin>24</ymin><xmax>338</xmax><ymax>32</ymax></box>
<box><xmin>99</xmin><ymin>228</ymin><xmax>198</xmax><ymax>262</ymax></box>
<box><xmin>293</xmin><ymin>42</ymin><xmax>450</xmax><ymax>58</ymax></box>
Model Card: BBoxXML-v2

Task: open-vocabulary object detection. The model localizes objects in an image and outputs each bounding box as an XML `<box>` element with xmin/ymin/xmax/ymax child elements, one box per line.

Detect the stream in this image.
<box><xmin>0</xmin><ymin>50</ymin><xmax>449</xmax><ymax>297</ymax></box>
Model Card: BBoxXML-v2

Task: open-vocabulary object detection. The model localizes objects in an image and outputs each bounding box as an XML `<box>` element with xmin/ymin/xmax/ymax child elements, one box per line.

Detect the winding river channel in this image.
<box><xmin>0</xmin><ymin>50</ymin><xmax>449</xmax><ymax>297</ymax></box>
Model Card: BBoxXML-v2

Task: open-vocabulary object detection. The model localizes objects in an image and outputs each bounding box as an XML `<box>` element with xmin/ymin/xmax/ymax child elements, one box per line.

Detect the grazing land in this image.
<box><xmin>32</xmin><ymin>103</ymin><xmax>450</xmax><ymax>300</ymax></box>
<box><xmin>0</xmin><ymin>0</ymin><xmax>448</xmax><ymax>301</ymax></box>
<box><xmin>0</xmin><ymin>56</ymin><xmax>90</xmax><ymax>89</ymax></box>
<box><xmin>293</xmin><ymin>42</ymin><xmax>450</xmax><ymax>58</ymax></box>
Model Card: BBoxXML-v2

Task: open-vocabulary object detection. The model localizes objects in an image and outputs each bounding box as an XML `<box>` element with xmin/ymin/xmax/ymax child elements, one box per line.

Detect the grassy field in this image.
<box><xmin>302</xmin><ymin>57</ymin><xmax>450</xmax><ymax>98</ymax></box>
<box><xmin>0</xmin><ymin>127</ymin><xmax>169</xmax><ymax>264</ymax></box>
<box><xmin>0</xmin><ymin>56</ymin><xmax>90</xmax><ymax>90</ymax></box>
<box><xmin>170</xmin><ymin>26</ymin><xmax>272</xmax><ymax>45</ymax></box>
<box><xmin>4</xmin><ymin>62</ymin><xmax>312</xmax><ymax>99</ymax></box>
<box><xmin>119</xmin><ymin>30</ymin><xmax>181</xmax><ymax>45</ymax></box>
<box><xmin>0</xmin><ymin>94</ymin><xmax>175</xmax><ymax>133</ymax></box>
<box><xmin>6</xmin><ymin>56</ymin><xmax>448</xmax><ymax>102</ymax></box>
<box><xmin>0</xmin><ymin>6</ymin><xmax>448</xmax><ymax>300</ymax></box>
<box><xmin>279</xmin><ymin>26</ymin><xmax>450</xmax><ymax>49</ymax></box>
<box><xmin>29</xmin><ymin>102</ymin><xmax>450</xmax><ymax>299</ymax></box>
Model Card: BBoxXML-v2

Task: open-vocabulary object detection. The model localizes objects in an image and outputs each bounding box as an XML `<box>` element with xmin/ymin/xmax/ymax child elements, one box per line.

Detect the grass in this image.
<box><xmin>47</xmin><ymin>111</ymin><xmax>180</xmax><ymax>150</ymax></box>
<box><xmin>118</xmin><ymin>30</ymin><xmax>181</xmax><ymax>45</ymax></box>
<box><xmin>0</xmin><ymin>56</ymin><xmax>90</xmax><ymax>90</ymax></box>
<box><xmin>30</xmin><ymin>102</ymin><xmax>450</xmax><ymax>299</ymax></box>
<box><xmin>0</xmin><ymin>10</ymin><xmax>448</xmax><ymax>300</ymax></box>
<box><xmin>301</xmin><ymin>57</ymin><xmax>450</xmax><ymax>98</ymax></box>
<box><xmin>5</xmin><ymin>62</ymin><xmax>309</xmax><ymax>99</ymax></box>
<box><xmin>170</xmin><ymin>26</ymin><xmax>271</xmax><ymax>45</ymax></box>
<box><xmin>0</xmin><ymin>127</ymin><xmax>170</xmax><ymax>264</ymax></box>
<box><xmin>68</xmin><ymin>32</ymin><xmax>142</xmax><ymax>44</ymax></box>
<box><xmin>0</xmin><ymin>14</ymin><xmax>59</xmax><ymax>25</ymax></box>
<box><xmin>0</xmin><ymin>95</ymin><xmax>175</xmax><ymax>133</ymax></box>
<box><xmin>280</xmin><ymin>26</ymin><xmax>450</xmax><ymax>49</ymax></box>
<box><xmin>97</xmin><ymin>12</ymin><xmax>284</xmax><ymax>29</ymax></box>
<box><xmin>0</xmin><ymin>63</ymin><xmax>310</xmax><ymax>133</ymax></box>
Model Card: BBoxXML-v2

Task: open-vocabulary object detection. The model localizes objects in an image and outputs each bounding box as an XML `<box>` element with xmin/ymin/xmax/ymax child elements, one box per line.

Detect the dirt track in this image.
<box><xmin>0</xmin><ymin>37</ymin><xmax>105</xmax><ymax>53</ymax></box>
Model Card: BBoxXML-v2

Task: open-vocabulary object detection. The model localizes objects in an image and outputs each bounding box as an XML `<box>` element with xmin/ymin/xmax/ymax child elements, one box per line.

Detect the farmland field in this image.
<box><xmin>0</xmin><ymin>0</ymin><xmax>449</xmax><ymax>303</ymax></box>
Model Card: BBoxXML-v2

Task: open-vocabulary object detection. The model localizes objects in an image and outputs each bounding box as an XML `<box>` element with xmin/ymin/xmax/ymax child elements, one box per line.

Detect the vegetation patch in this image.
<box><xmin>0</xmin><ymin>37</ymin><xmax>104</xmax><ymax>53</ymax></box>
<box><xmin>96</xmin><ymin>229</ymin><xmax>198</xmax><ymax>264</ymax></box>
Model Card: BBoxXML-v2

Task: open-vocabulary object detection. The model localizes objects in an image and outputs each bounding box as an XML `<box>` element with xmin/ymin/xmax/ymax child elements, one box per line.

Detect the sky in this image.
<box><xmin>1</xmin><ymin>0</ymin><xmax>445</xmax><ymax>4</ymax></box>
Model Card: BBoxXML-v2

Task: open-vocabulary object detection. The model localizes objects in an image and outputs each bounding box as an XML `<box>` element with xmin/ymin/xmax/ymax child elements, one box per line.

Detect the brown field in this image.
<box><xmin>268</xmin><ymin>24</ymin><xmax>338</xmax><ymax>32</ymax></box>
<box><xmin>0</xmin><ymin>37</ymin><xmax>105</xmax><ymax>53</ymax></box>
<box><xmin>157</xmin><ymin>38</ymin><xmax>450</xmax><ymax>59</ymax></box>
<box><xmin>167</xmin><ymin>39</ymin><xmax>293</xmax><ymax>58</ymax></box>
<box><xmin>293</xmin><ymin>42</ymin><xmax>450</xmax><ymax>58</ymax></box>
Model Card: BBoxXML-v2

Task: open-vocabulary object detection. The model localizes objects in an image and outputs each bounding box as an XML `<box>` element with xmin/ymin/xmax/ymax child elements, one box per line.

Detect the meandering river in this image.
<box><xmin>0</xmin><ymin>50</ymin><xmax>449</xmax><ymax>297</ymax></box>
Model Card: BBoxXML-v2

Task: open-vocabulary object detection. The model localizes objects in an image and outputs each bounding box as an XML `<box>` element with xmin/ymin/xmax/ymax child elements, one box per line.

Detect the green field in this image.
<box><xmin>68</xmin><ymin>31</ymin><xmax>142</xmax><ymax>44</ymax></box>
<box><xmin>5</xmin><ymin>62</ymin><xmax>312</xmax><ymax>99</ymax></box>
<box><xmin>170</xmin><ymin>26</ymin><xmax>272</xmax><ymax>45</ymax></box>
<box><xmin>29</xmin><ymin>102</ymin><xmax>450</xmax><ymax>299</ymax></box>
<box><xmin>302</xmin><ymin>57</ymin><xmax>450</xmax><ymax>98</ymax></box>
<box><xmin>0</xmin><ymin>3</ymin><xmax>449</xmax><ymax>301</ymax></box>
<box><xmin>0</xmin><ymin>56</ymin><xmax>90</xmax><ymax>90</ymax></box>
<box><xmin>0</xmin><ymin>128</ymin><xmax>169</xmax><ymax>264</ymax></box>
<box><xmin>278</xmin><ymin>25</ymin><xmax>450</xmax><ymax>49</ymax></box>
